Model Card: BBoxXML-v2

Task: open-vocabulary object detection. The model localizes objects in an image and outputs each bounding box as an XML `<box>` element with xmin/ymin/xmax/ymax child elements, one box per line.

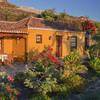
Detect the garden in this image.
<box><xmin>0</xmin><ymin>16</ymin><xmax>100</xmax><ymax>100</ymax></box>
<box><xmin>0</xmin><ymin>45</ymin><xmax>100</xmax><ymax>100</ymax></box>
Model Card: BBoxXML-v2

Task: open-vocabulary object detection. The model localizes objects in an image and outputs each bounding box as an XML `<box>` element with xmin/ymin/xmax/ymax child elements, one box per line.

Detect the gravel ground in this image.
<box><xmin>0</xmin><ymin>63</ymin><xmax>33</xmax><ymax>75</ymax></box>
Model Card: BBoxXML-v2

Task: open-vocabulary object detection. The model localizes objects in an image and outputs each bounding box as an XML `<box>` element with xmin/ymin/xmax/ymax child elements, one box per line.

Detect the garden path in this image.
<box><xmin>0</xmin><ymin>63</ymin><xmax>32</xmax><ymax>75</ymax></box>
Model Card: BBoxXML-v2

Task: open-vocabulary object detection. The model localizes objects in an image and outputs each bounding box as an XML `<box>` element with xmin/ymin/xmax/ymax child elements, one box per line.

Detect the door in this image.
<box><xmin>56</xmin><ymin>35</ymin><xmax>62</xmax><ymax>57</ymax></box>
<box><xmin>0</xmin><ymin>38</ymin><xmax>4</xmax><ymax>54</ymax></box>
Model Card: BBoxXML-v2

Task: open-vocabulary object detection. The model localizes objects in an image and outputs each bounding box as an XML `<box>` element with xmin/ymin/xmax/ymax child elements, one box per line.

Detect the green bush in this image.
<box><xmin>24</xmin><ymin>59</ymin><xmax>62</xmax><ymax>95</ymax></box>
<box><xmin>16</xmin><ymin>49</ymin><xmax>88</xmax><ymax>99</ymax></box>
<box><xmin>63</xmin><ymin>51</ymin><xmax>88</xmax><ymax>78</ymax></box>
<box><xmin>67</xmin><ymin>75</ymin><xmax>86</xmax><ymax>93</ymax></box>
<box><xmin>62</xmin><ymin>51</ymin><xmax>87</xmax><ymax>93</ymax></box>
<box><xmin>63</xmin><ymin>50</ymin><xmax>81</xmax><ymax>65</ymax></box>
<box><xmin>15</xmin><ymin>72</ymin><xmax>26</xmax><ymax>83</ymax></box>
<box><xmin>89</xmin><ymin>57</ymin><xmax>100</xmax><ymax>74</ymax></box>
<box><xmin>30</xmin><ymin>94</ymin><xmax>50</xmax><ymax>100</ymax></box>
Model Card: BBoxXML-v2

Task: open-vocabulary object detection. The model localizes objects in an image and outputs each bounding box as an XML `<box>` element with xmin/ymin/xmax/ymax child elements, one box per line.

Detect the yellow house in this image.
<box><xmin>0</xmin><ymin>17</ymin><xmax>85</xmax><ymax>63</ymax></box>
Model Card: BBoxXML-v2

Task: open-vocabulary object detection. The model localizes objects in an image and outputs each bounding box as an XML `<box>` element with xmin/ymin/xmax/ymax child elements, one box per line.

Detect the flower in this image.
<box><xmin>47</xmin><ymin>46</ymin><xmax>53</xmax><ymax>51</ymax></box>
<box><xmin>6</xmin><ymin>84</ymin><xmax>10</xmax><ymax>90</ymax></box>
<box><xmin>8</xmin><ymin>75</ymin><xmax>15</xmax><ymax>83</ymax></box>
<box><xmin>11</xmin><ymin>89</ymin><xmax>14</xmax><ymax>92</ymax></box>
<box><xmin>48</xmin><ymin>55</ymin><xmax>61</xmax><ymax>66</ymax></box>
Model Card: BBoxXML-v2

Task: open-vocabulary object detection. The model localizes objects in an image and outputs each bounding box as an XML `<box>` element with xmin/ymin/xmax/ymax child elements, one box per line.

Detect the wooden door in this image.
<box><xmin>56</xmin><ymin>35</ymin><xmax>62</xmax><ymax>57</ymax></box>
<box><xmin>0</xmin><ymin>38</ymin><xmax>4</xmax><ymax>54</ymax></box>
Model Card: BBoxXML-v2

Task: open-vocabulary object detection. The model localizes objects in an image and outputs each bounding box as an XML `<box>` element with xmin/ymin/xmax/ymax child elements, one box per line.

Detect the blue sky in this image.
<box><xmin>8</xmin><ymin>0</ymin><xmax>100</xmax><ymax>21</ymax></box>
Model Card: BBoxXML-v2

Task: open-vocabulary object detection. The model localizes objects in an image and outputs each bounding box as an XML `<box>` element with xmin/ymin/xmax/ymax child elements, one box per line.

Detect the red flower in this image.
<box><xmin>48</xmin><ymin>56</ymin><xmax>53</xmax><ymax>60</ymax></box>
<box><xmin>48</xmin><ymin>46</ymin><xmax>53</xmax><ymax>51</ymax></box>
<box><xmin>8</xmin><ymin>75</ymin><xmax>15</xmax><ymax>83</ymax></box>
<box><xmin>55</xmin><ymin>61</ymin><xmax>61</xmax><ymax>65</ymax></box>
<box><xmin>11</xmin><ymin>89</ymin><xmax>14</xmax><ymax>92</ymax></box>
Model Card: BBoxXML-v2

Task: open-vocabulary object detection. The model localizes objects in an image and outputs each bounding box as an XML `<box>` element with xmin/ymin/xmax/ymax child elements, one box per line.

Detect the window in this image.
<box><xmin>36</xmin><ymin>35</ymin><xmax>42</xmax><ymax>43</ymax></box>
<box><xmin>70</xmin><ymin>36</ymin><xmax>77</xmax><ymax>51</ymax></box>
<box><xmin>0</xmin><ymin>39</ymin><xmax>2</xmax><ymax>50</ymax></box>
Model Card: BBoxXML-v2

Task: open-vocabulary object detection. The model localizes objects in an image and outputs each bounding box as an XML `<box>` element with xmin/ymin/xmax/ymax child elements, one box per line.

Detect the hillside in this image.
<box><xmin>0</xmin><ymin>1</ymin><xmax>100</xmax><ymax>31</ymax></box>
<box><xmin>17</xmin><ymin>6</ymin><xmax>42</xmax><ymax>14</ymax></box>
<box><xmin>0</xmin><ymin>2</ymin><xmax>39</xmax><ymax>21</ymax></box>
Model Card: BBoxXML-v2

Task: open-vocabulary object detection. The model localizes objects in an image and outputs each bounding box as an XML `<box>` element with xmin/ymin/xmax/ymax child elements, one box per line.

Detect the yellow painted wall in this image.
<box><xmin>12</xmin><ymin>38</ymin><xmax>26</xmax><ymax>61</ymax></box>
<box><xmin>3</xmin><ymin>28</ymin><xmax>85</xmax><ymax>60</ymax></box>
<box><xmin>4</xmin><ymin>37</ymin><xmax>26</xmax><ymax>61</ymax></box>
<box><xmin>4</xmin><ymin>38</ymin><xmax>13</xmax><ymax>54</ymax></box>
<box><xmin>24</xmin><ymin>28</ymin><xmax>85</xmax><ymax>57</ymax></box>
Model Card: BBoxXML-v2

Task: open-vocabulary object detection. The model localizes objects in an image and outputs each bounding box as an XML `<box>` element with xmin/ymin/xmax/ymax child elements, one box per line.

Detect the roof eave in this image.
<box><xmin>0</xmin><ymin>30</ymin><xmax>28</xmax><ymax>34</ymax></box>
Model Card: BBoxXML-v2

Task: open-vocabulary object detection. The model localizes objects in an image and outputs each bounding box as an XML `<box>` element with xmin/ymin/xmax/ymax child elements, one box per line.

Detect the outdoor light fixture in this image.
<box><xmin>80</xmin><ymin>36</ymin><xmax>83</xmax><ymax>40</ymax></box>
<box><xmin>17</xmin><ymin>37</ymin><xmax>20</xmax><ymax>40</ymax></box>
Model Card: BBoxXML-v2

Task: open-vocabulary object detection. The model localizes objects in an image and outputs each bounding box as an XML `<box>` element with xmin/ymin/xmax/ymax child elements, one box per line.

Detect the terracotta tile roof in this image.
<box><xmin>0</xmin><ymin>21</ymin><xmax>16</xmax><ymax>30</ymax></box>
<box><xmin>0</xmin><ymin>16</ymin><xmax>81</xmax><ymax>33</ymax></box>
<box><xmin>12</xmin><ymin>16</ymin><xmax>69</xmax><ymax>30</ymax></box>
<box><xmin>0</xmin><ymin>21</ymin><xmax>28</xmax><ymax>33</ymax></box>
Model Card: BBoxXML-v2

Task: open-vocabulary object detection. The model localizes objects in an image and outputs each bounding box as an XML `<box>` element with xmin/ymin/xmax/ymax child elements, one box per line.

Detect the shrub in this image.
<box><xmin>67</xmin><ymin>75</ymin><xmax>86</xmax><ymax>93</ymax></box>
<box><xmin>63</xmin><ymin>50</ymin><xmax>81</xmax><ymax>65</ymax></box>
<box><xmin>62</xmin><ymin>51</ymin><xmax>87</xmax><ymax>93</ymax></box>
<box><xmin>63</xmin><ymin>50</ymin><xmax>88</xmax><ymax>78</ymax></box>
<box><xmin>89</xmin><ymin>57</ymin><xmax>100</xmax><ymax>74</ymax></box>
<box><xmin>16</xmin><ymin>49</ymin><xmax>88</xmax><ymax>99</ymax></box>
<box><xmin>22</xmin><ymin>46</ymin><xmax>62</xmax><ymax>95</ymax></box>
<box><xmin>30</xmin><ymin>94</ymin><xmax>50</xmax><ymax>100</ymax></box>
<box><xmin>0</xmin><ymin>75</ymin><xmax>20</xmax><ymax>100</ymax></box>
<box><xmin>15</xmin><ymin>72</ymin><xmax>26</xmax><ymax>83</ymax></box>
<box><xmin>24</xmin><ymin>59</ymin><xmax>62</xmax><ymax>95</ymax></box>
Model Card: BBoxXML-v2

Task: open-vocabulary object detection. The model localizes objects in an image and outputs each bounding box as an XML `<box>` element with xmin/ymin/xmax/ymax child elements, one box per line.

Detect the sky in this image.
<box><xmin>8</xmin><ymin>0</ymin><xmax>100</xmax><ymax>22</ymax></box>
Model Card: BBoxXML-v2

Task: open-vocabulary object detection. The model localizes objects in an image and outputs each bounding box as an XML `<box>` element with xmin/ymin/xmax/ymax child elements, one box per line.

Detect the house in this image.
<box><xmin>0</xmin><ymin>16</ymin><xmax>85</xmax><ymax>63</ymax></box>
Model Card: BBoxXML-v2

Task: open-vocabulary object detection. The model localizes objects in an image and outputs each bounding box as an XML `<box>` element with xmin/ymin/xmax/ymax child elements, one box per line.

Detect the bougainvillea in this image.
<box><xmin>32</xmin><ymin>46</ymin><xmax>61</xmax><ymax>66</ymax></box>
<box><xmin>79</xmin><ymin>16</ymin><xmax>97</xmax><ymax>34</ymax></box>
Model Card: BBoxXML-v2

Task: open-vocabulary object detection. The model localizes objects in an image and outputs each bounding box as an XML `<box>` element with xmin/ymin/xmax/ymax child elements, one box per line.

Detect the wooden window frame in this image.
<box><xmin>0</xmin><ymin>39</ymin><xmax>2</xmax><ymax>50</ymax></box>
<box><xmin>70</xmin><ymin>36</ymin><xmax>77</xmax><ymax>51</ymax></box>
<box><xmin>36</xmin><ymin>35</ymin><xmax>42</xmax><ymax>43</ymax></box>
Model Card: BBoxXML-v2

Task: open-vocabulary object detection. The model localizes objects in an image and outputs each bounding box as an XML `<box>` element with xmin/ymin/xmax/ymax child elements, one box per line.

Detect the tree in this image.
<box><xmin>40</xmin><ymin>9</ymin><xmax>56</xmax><ymax>21</ymax></box>
<box><xmin>80</xmin><ymin>16</ymin><xmax>97</xmax><ymax>48</ymax></box>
